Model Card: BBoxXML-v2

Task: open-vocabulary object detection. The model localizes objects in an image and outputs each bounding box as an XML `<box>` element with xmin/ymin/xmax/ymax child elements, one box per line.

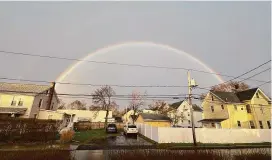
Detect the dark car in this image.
<box><xmin>106</xmin><ymin>124</ymin><xmax>117</xmax><ymax>133</ymax></box>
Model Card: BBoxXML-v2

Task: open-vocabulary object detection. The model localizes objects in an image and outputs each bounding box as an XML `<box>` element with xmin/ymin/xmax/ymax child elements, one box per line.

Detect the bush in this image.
<box><xmin>60</xmin><ymin>130</ymin><xmax>75</xmax><ymax>143</ymax></box>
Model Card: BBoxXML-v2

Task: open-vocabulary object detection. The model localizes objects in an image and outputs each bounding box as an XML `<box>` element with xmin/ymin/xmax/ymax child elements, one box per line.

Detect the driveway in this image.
<box><xmin>77</xmin><ymin>133</ymin><xmax>154</xmax><ymax>150</ymax></box>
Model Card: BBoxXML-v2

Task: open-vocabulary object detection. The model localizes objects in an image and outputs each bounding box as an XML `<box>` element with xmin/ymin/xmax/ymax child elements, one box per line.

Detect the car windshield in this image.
<box><xmin>108</xmin><ymin>124</ymin><xmax>116</xmax><ymax>127</ymax></box>
<box><xmin>128</xmin><ymin>125</ymin><xmax>137</xmax><ymax>128</ymax></box>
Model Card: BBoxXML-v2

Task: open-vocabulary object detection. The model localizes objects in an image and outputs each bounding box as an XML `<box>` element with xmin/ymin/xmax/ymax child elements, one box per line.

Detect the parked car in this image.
<box><xmin>124</xmin><ymin>124</ymin><xmax>138</xmax><ymax>136</ymax></box>
<box><xmin>106</xmin><ymin>123</ymin><xmax>117</xmax><ymax>133</ymax></box>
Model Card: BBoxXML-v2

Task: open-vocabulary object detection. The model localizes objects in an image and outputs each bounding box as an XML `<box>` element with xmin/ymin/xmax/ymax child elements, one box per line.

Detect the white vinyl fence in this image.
<box><xmin>136</xmin><ymin>123</ymin><xmax>271</xmax><ymax>143</ymax></box>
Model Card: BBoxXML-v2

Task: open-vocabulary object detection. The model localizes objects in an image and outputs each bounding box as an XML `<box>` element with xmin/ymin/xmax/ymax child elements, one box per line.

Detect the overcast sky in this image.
<box><xmin>0</xmin><ymin>2</ymin><xmax>270</xmax><ymax>108</ymax></box>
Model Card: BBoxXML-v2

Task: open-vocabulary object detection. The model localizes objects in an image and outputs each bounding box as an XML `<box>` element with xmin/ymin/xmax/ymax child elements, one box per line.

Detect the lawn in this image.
<box><xmin>73</xmin><ymin>129</ymin><xmax>121</xmax><ymax>144</ymax></box>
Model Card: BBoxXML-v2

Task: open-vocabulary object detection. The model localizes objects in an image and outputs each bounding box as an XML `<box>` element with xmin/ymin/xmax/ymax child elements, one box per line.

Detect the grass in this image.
<box><xmin>73</xmin><ymin>129</ymin><xmax>121</xmax><ymax>144</ymax></box>
<box><xmin>0</xmin><ymin>149</ymin><xmax>73</xmax><ymax>160</ymax></box>
<box><xmin>108</xmin><ymin>149</ymin><xmax>271</xmax><ymax>160</ymax></box>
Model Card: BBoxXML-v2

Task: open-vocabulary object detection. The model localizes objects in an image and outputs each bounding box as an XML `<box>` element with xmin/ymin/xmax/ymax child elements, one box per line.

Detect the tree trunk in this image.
<box><xmin>104</xmin><ymin>109</ymin><xmax>109</xmax><ymax>129</ymax></box>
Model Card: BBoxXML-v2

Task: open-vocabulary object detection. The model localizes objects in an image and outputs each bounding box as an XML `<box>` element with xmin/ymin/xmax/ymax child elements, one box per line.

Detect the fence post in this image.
<box><xmin>144</xmin><ymin>124</ymin><xmax>146</xmax><ymax>136</ymax></box>
<box><xmin>151</xmin><ymin>126</ymin><xmax>152</xmax><ymax>140</ymax></box>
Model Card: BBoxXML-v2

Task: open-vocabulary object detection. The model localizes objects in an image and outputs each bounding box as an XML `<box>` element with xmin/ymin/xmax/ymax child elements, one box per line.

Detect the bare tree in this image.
<box><xmin>129</xmin><ymin>91</ymin><xmax>145</xmax><ymax>124</ymax></box>
<box><xmin>211</xmin><ymin>81</ymin><xmax>249</xmax><ymax>92</ymax></box>
<box><xmin>68</xmin><ymin>100</ymin><xmax>87</xmax><ymax>110</ymax></box>
<box><xmin>92</xmin><ymin>86</ymin><xmax>116</xmax><ymax>128</ymax></box>
<box><xmin>148</xmin><ymin>100</ymin><xmax>169</xmax><ymax>115</ymax></box>
<box><xmin>58</xmin><ymin>99</ymin><xmax>66</xmax><ymax>109</ymax></box>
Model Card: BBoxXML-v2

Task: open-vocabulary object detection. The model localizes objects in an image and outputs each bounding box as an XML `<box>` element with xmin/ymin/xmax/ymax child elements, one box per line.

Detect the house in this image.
<box><xmin>200</xmin><ymin>88</ymin><xmax>271</xmax><ymax>129</ymax></box>
<box><xmin>57</xmin><ymin>109</ymin><xmax>114</xmax><ymax>123</ymax></box>
<box><xmin>136</xmin><ymin>113</ymin><xmax>172</xmax><ymax>127</ymax></box>
<box><xmin>167</xmin><ymin>100</ymin><xmax>203</xmax><ymax>128</ymax></box>
<box><xmin>122</xmin><ymin>108</ymin><xmax>160</xmax><ymax>124</ymax></box>
<box><xmin>0</xmin><ymin>82</ymin><xmax>59</xmax><ymax>119</ymax></box>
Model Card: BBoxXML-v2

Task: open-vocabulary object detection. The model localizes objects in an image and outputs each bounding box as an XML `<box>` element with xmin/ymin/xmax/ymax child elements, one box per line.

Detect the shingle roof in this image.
<box><xmin>198</xmin><ymin>118</ymin><xmax>227</xmax><ymax>122</ymax></box>
<box><xmin>192</xmin><ymin>104</ymin><xmax>203</xmax><ymax>112</ymax></box>
<box><xmin>170</xmin><ymin>100</ymin><xmax>184</xmax><ymax>109</ymax></box>
<box><xmin>140</xmin><ymin>113</ymin><xmax>172</xmax><ymax>122</ymax></box>
<box><xmin>211</xmin><ymin>91</ymin><xmax>241</xmax><ymax>103</ymax></box>
<box><xmin>0</xmin><ymin>82</ymin><xmax>52</xmax><ymax>95</ymax></box>
<box><xmin>236</xmin><ymin>88</ymin><xmax>258</xmax><ymax>101</ymax></box>
<box><xmin>0</xmin><ymin>107</ymin><xmax>27</xmax><ymax>114</ymax></box>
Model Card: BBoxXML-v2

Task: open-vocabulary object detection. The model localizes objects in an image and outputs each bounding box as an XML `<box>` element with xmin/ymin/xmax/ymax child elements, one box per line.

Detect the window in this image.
<box><xmin>267</xmin><ymin>121</ymin><xmax>271</xmax><ymax>129</ymax></box>
<box><xmin>249</xmin><ymin>121</ymin><xmax>255</xmax><ymax>129</ymax></box>
<box><xmin>256</xmin><ymin>93</ymin><xmax>259</xmax><ymax>98</ymax></box>
<box><xmin>221</xmin><ymin>105</ymin><xmax>224</xmax><ymax>110</ymax></box>
<box><xmin>211</xmin><ymin>96</ymin><xmax>214</xmax><ymax>101</ymax></box>
<box><xmin>188</xmin><ymin>120</ymin><xmax>191</xmax><ymax>124</ymax></box>
<box><xmin>211</xmin><ymin>106</ymin><xmax>214</xmax><ymax>112</ymax></box>
<box><xmin>241</xmin><ymin>107</ymin><xmax>243</xmax><ymax>110</ymax></box>
<box><xmin>260</xmin><ymin>105</ymin><xmax>264</xmax><ymax>114</ymax></box>
<box><xmin>18</xmin><ymin>99</ymin><xmax>23</xmax><ymax>106</ymax></box>
<box><xmin>237</xmin><ymin>121</ymin><xmax>241</xmax><ymax>127</ymax></box>
<box><xmin>181</xmin><ymin>120</ymin><xmax>183</xmax><ymax>123</ymax></box>
<box><xmin>38</xmin><ymin>99</ymin><xmax>43</xmax><ymax>108</ymax></box>
<box><xmin>246</xmin><ymin>105</ymin><xmax>251</xmax><ymax>113</ymax></box>
<box><xmin>188</xmin><ymin>113</ymin><xmax>190</xmax><ymax>116</ymax></box>
<box><xmin>11</xmin><ymin>100</ymin><xmax>16</xmax><ymax>106</ymax></box>
<box><xmin>259</xmin><ymin>121</ymin><xmax>263</xmax><ymax>129</ymax></box>
<box><xmin>234</xmin><ymin>105</ymin><xmax>237</xmax><ymax>110</ymax></box>
<box><xmin>211</xmin><ymin>123</ymin><xmax>215</xmax><ymax>128</ymax></box>
<box><xmin>34</xmin><ymin>114</ymin><xmax>37</xmax><ymax>119</ymax></box>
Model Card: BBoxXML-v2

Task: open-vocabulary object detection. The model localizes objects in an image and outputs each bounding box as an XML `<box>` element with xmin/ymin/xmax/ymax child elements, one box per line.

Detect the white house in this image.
<box><xmin>57</xmin><ymin>109</ymin><xmax>114</xmax><ymax>123</ymax></box>
<box><xmin>167</xmin><ymin>100</ymin><xmax>203</xmax><ymax>128</ymax></box>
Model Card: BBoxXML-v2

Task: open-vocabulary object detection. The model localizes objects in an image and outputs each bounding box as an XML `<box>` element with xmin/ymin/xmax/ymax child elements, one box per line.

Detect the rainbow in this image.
<box><xmin>56</xmin><ymin>41</ymin><xmax>224</xmax><ymax>83</ymax></box>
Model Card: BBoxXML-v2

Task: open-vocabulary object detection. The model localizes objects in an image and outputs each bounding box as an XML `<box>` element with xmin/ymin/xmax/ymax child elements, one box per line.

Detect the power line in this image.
<box><xmin>237</xmin><ymin>68</ymin><xmax>271</xmax><ymax>83</ymax></box>
<box><xmin>0</xmin><ymin>50</ymin><xmax>269</xmax><ymax>83</ymax></box>
<box><xmin>203</xmin><ymin>60</ymin><xmax>271</xmax><ymax>89</ymax></box>
<box><xmin>256</xmin><ymin>80</ymin><xmax>271</xmax><ymax>87</ymax></box>
<box><xmin>0</xmin><ymin>77</ymin><xmax>205</xmax><ymax>89</ymax></box>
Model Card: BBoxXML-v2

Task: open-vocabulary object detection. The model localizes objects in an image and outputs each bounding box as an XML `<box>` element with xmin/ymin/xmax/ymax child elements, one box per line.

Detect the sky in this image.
<box><xmin>0</xmin><ymin>2</ymin><xmax>270</xmax><ymax>108</ymax></box>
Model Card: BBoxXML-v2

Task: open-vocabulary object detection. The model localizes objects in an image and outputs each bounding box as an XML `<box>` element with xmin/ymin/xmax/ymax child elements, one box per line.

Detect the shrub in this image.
<box><xmin>60</xmin><ymin>130</ymin><xmax>75</xmax><ymax>143</ymax></box>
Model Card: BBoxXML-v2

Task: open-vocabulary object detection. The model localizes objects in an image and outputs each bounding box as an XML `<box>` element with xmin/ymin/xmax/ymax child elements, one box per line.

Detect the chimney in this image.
<box><xmin>47</xmin><ymin>82</ymin><xmax>56</xmax><ymax>110</ymax></box>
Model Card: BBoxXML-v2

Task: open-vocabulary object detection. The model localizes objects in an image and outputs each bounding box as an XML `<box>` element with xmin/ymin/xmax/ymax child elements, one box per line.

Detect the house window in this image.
<box><xmin>188</xmin><ymin>120</ymin><xmax>191</xmax><ymax>124</ymax></box>
<box><xmin>188</xmin><ymin>113</ymin><xmax>190</xmax><ymax>116</ymax></box>
<box><xmin>18</xmin><ymin>99</ymin><xmax>23</xmax><ymax>106</ymax></box>
<box><xmin>181</xmin><ymin>120</ymin><xmax>183</xmax><ymax>123</ymax></box>
<box><xmin>237</xmin><ymin>121</ymin><xmax>241</xmax><ymax>127</ymax></box>
<box><xmin>211</xmin><ymin>123</ymin><xmax>215</xmax><ymax>128</ymax></box>
<box><xmin>267</xmin><ymin>121</ymin><xmax>271</xmax><ymax>129</ymax></box>
<box><xmin>234</xmin><ymin>105</ymin><xmax>237</xmax><ymax>110</ymax></box>
<box><xmin>38</xmin><ymin>99</ymin><xmax>43</xmax><ymax>108</ymax></box>
<box><xmin>221</xmin><ymin>105</ymin><xmax>224</xmax><ymax>110</ymax></box>
<box><xmin>249</xmin><ymin>121</ymin><xmax>255</xmax><ymax>129</ymax></box>
<box><xmin>11</xmin><ymin>100</ymin><xmax>16</xmax><ymax>106</ymax></box>
<box><xmin>256</xmin><ymin>93</ymin><xmax>259</xmax><ymax>98</ymax></box>
<box><xmin>246</xmin><ymin>105</ymin><xmax>251</xmax><ymax>113</ymax></box>
<box><xmin>211</xmin><ymin>106</ymin><xmax>214</xmax><ymax>112</ymax></box>
<box><xmin>211</xmin><ymin>96</ymin><xmax>214</xmax><ymax>101</ymax></box>
<box><xmin>34</xmin><ymin>114</ymin><xmax>37</xmax><ymax>119</ymax></box>
<box><xmin>241</xmin><ymin>107</ymin><xmax>243</xmax><ymax>110</ymax></box>
<box><xmin>260</xmin><ymin>105</ymin><xmax>264</xmax><ymax>114</ymax></box>
<box><xmin>259</xmin><ymin>121</ymin><xmax>263</xmax><ymax>129</ymax></box>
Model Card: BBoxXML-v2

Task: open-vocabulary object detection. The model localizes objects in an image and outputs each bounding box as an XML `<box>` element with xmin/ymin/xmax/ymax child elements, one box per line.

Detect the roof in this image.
<box><xmin>170</xmin><ymin>100</ymin><xmax>184</xmax><ymax>109</ymax></box>
<box><xmin>236</xmin><ymin>88</ymin><xmax>258</xmax><ymax>101</ymax></box>
<box><xmin>198</xmin><ymin>118</ymin><xmax>227</xmax><ymax>122</ymax></box>
<box><xmin>0</xmin><ymin>107</ymin><xmax>27</xmax><ymax>114</ymax></box>
<box><xmin>211</xmin><ymin>91</ymin><xmax>241</xmax><ymax>103</ymax></box>
<box><xmin>192</xmin><ymin>104</ymin><xmax>203</xmax><ymax>112</ymax></box>
<box><xmin>0</xmin><ymin>82</ymin><xmax>52</xmax><ymax>95</ymax></box>
<box><xmin>140</xmin><ymin>113</ymin><xmax>172</xmax><ymax>122</ymax></box>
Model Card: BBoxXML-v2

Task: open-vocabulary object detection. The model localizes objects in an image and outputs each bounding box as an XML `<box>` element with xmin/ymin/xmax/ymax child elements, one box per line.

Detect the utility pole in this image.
<box><xmin>187</xmin><ymin>71</ymin><xmax>197</xmax><ymax>146</ymax></box>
